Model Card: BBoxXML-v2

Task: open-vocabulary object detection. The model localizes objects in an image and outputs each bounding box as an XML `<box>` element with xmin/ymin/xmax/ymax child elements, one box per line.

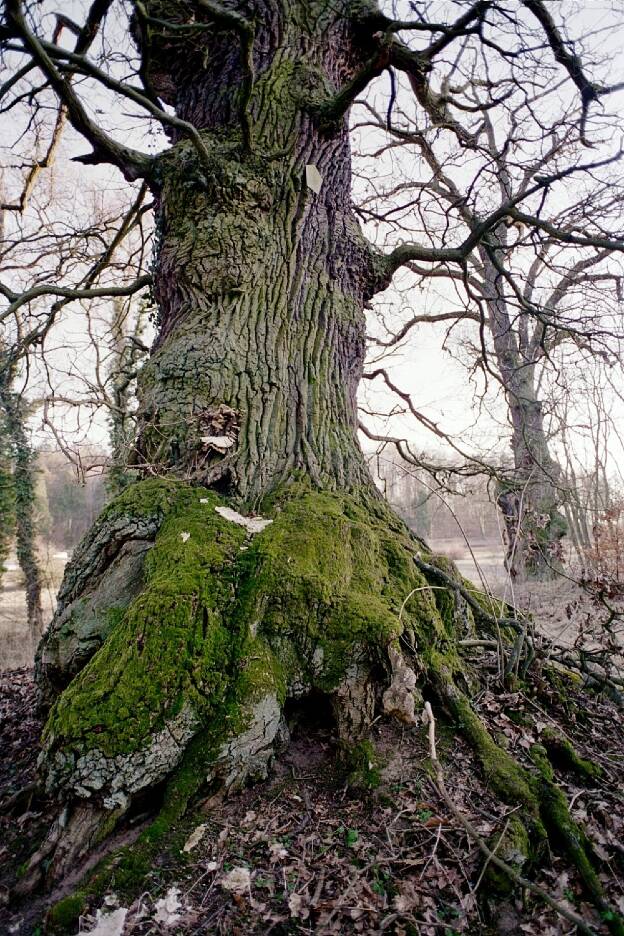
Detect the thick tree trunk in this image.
<box><xmin>16</xmin><ymin>13</ymin><xmax>620</xmax><ymax>927</ymax></box>
<box><xmin>480</xmin><ymin>244</ymin><xmax>567</xmax><ymax>581</ymax></box>
<box><xmin>132</xmin><ymin>1</ymin><xmax>378</xmax><ymax>505</ymax></box>
<box><xmin>30</xmin><ymin>0</ymin><xmax>432</xmax><ymax>887</ymax></box>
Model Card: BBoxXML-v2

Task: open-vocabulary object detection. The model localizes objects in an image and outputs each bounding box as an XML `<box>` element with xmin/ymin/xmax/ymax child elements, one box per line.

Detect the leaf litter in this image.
<box><xmin>1</xmin><ymin>668</ymin><xmax>623</xmax><ymax>934</ymax></box>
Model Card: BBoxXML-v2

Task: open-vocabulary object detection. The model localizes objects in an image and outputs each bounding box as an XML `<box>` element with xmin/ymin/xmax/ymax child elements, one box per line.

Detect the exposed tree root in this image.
<box><xmin>426</xmin><ymin>662</ymin><xmax>624</xmax><ymax>934</ymax></box>
<box><xmin>0</xmin><ymin>780</ymin><xmax>36</xmax><ymax>816</ymax></box>
<box><xmin>414</xmin><ymin>554</ymin><xmax>624</xmax><ymax>701</ymax></box>
<box><xmin>10</xmin><ymin>479</ymin><xmax>624</xmax><ymax>934</ymax></box>
<box><xmin>424</xmin><ymin>702</ymin><xmax>602</xmax><ymax>936</ymax></box>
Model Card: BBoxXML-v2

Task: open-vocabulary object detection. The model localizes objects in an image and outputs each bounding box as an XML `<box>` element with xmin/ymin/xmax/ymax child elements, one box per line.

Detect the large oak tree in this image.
<box><xmin>3</xmin><ymin>2</ymin><xmax>624</xmax><ymax>927</ymax></box>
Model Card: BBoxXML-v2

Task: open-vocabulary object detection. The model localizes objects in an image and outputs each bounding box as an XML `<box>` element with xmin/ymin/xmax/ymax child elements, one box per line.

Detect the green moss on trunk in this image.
<box><xmin>39</xmin><ymin>479</ymin><xmax>452</xmax><ymax>819</ymax></box>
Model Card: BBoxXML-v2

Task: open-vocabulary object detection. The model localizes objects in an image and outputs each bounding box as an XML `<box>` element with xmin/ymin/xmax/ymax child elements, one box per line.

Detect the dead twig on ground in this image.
<box><xmin>422</xmin><ymin>700</ymin><xmax>600</xmax><ymax>936</ymax></box>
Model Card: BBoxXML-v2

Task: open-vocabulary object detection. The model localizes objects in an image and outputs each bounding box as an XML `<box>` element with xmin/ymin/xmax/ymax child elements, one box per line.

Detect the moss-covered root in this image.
<box><xmin>483</xmin><ymin>815</ymin><xmax>531</xmax><ymax>896</ymax></box>
<box><xmin>531</xmin><ymin>744</ymin><xmax>624</xmax><ymax>936</ymax></box>
<box><xmin>431</xmin><ymin>654</ymin><xmax>623</xmax><ymax>935</ymax></box>
<box><xmin>25</xmin><ymin>479</ymin><xmax>453</xmax><ymax>899</ymax></box>
<box><xmin>428</xmin><ymin>653</ymin><xmax>538</xmax><ymax>811</ymax></box>
<box><xmin>540</xmin><ymin>728</ymin><xmax>604</xmax><ymax>781</ymax></box>
<box><xmin>36</xmin><ymin>481</ymin><xmax>449</xmax><ymax>802</ymax></box>
<box><xmin>43</xmin><ymin>704</ymin><xmax>285</xmax><ymax>934</ymax></box>
<box><xmin>21</xmin><ymin>668</ymin><xmax>286</xmax><ymax>898</ymax></box>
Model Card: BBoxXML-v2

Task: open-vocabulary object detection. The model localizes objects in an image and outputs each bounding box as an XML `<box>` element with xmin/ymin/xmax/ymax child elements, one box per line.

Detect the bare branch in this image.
<box><xmin>5</xmin><ymin>0</ymin><xmax>152</xmax><ymax>180</ymax></box>
<box><xmin>0</xmin><ymin>276</ymin><xmax>152</xmax><ymax>323</ymax></box>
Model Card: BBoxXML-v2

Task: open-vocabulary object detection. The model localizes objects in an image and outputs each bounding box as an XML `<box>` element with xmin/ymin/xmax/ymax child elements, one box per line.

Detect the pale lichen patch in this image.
<box><xmin>214</xmin><ymin>505</ymin><xmax>273</xmax><ymax>534</ymax></box>
<box><xmin>44</xmin><ymin>705</ymin><xmax>200</xmax><ymax>811</ymax></box>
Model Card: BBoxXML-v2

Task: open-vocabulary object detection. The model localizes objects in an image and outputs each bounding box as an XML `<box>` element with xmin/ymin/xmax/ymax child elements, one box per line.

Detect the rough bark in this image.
<box><xmin>131</xmin><ymin>0</ymin><xmax>382</xmax><ymax>505</ymax></box>
<box><xmin>480</xmin><ymin>239</ymin><xmax>567</xmax><ymax>581</ymax></box>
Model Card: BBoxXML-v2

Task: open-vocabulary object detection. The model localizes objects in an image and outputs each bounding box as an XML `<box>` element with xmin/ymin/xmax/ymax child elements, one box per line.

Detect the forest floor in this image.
<box><xmin>1</xmin><ymin>665</ymin><xmax>623</xmax><ymax>936</ymax></box>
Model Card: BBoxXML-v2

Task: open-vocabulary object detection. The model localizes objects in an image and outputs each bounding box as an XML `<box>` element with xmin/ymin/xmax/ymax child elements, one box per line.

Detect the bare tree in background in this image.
<box><xmin>0</xmin><ymin>100</ymin><xmax>152</xmax><ymax>630</ymax></box>
<box><xmin>0</xmin><ymin>345</ymin><xmax>44</xmax><ymax>642</ymax></box>
<box><xmin>356</xmin><ymin>51</ymin><xmax>624</xmax><ymax>581</ymax></box>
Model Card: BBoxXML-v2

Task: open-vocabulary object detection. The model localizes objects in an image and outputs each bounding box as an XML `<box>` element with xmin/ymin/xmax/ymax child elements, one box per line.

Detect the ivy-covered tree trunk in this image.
<box><xmin>106</xmin><ymin>298</ymin><xmax>148</xmax><ymax>497</ymax></box>
<box><xmin>0</xmin><ymin>362</ymin><xmax>44</xmax><ymax>644</ymax></box>
<box><xmin>11</xmin><ymin>407</ymin><xmax>44</xmax><ymax>643</ymax></box>
<box><xmin>0</xmin><ymin>419</ymin><xmax>16</xmax><ymax>586</ymax></box>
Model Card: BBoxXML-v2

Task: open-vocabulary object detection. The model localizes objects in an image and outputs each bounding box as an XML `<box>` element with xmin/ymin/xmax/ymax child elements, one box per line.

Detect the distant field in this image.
<box><xmin>0</xmin><ymin>551</ymin><xmax>67</xmax><ymax>670</ymax></box>
<box><xmin>428</xmin><ymin>537</ymin><xmax>507</xmax><ymax>590</ymax></box>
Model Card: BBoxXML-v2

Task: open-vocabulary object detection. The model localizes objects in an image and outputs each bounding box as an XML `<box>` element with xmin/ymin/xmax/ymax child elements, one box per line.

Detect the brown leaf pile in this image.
<box><xmin>1</xmin><ymin>670</ymin><xmax>623</xmax><ymax>935</ymax></box>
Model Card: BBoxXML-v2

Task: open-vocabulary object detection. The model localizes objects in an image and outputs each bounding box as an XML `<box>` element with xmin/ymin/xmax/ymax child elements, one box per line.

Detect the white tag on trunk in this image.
<box><xmin>305</xmin><ymin>164</ymin><xmax>323</xmax><ymax>194</ymax></box>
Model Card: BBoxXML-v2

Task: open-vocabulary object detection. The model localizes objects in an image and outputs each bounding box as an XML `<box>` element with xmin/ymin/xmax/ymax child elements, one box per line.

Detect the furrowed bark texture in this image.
<box><xmin>133</xmin><ymin>0</ymin><xmax>382</xmax><ymax>504</ymax></box>
<box><xmin>480</xmin><ymin>239</ymin><xmax>567</xmax><ymax>581</ymax></box>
